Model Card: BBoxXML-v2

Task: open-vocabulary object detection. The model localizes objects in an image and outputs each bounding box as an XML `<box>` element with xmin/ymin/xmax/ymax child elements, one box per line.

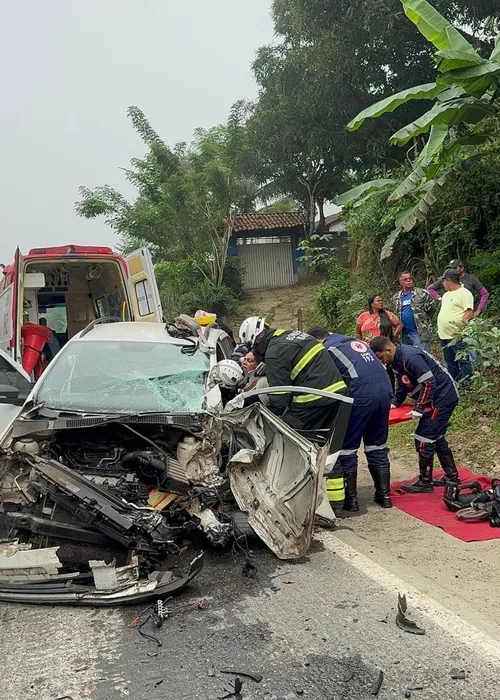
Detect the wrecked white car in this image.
<box><xmin>0</xmin><ymin>320</ymin><xmax>350</xmax><ymax>605</ymax></box>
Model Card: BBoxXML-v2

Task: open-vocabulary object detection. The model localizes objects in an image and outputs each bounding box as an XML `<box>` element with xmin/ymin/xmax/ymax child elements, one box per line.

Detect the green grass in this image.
<box><xmin>389</xmin><ymin>391</ymin><xmax>500</xmax><ymax>474</ymax></box>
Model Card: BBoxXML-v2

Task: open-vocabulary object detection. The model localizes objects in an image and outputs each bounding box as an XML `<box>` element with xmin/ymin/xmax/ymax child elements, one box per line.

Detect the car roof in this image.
<box><xmin>74</xmin><ymin>322</ymin><xmax>196</xmax><ymax>345</ymax></box>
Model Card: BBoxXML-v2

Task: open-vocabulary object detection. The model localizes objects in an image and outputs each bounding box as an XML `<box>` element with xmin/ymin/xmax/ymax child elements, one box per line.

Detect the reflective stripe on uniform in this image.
<box><xmin>328</xmin><ymin>347</ymin><xmax>359</xmax><ymax>379</ymax></box>
<box><xmin>417</xmin><ymin>371</ymin><xmax>433</xmax><ymax>383</ymax></box>
<box><xmin>273</xmin><ymin>329</ymin><xmax>286</xmax><ymax>336</ymax></box>
<box><xmin>414</xmin><ymin>433</ymin><xmax>436</xmax><ymax>444</ymax></box>
<box><xmin>340</xmin><ymin>448</ymin><xmax>358</xmax><ymax>456</ymax></box>
<box><xmin>326</xmin><ymin>477</ymin><xmax>345</xmax><ymax>503</ymax></box>
<box><xmin>292</xmin><ymin>380</ymin><xmax>347</xmax><ymax>403</ymax></box>
<box><xmin>290</xmin><ymin>343</ymin><xmax>325</xmax><ymax>380</ymax></box>
<box><xmin>365</xmin><ymin>443</ymin><xmax>388</xmax><ymax>453</ymax></box>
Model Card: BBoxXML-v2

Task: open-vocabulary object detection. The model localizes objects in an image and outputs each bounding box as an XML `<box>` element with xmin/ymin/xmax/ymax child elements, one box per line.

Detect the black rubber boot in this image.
<box><xmin>371</xmin><ymin>466</ymin><xmax>393</xmax><ymax>508</ymax></box>
<box><xmin>401</xmin><ymin>455</ymin><xmax>434</xmax><ymax>494</ymax></box>
<box><xmin>343</xmin><ymin>472</ymin><xmax>360</xmax><ymax>512</ymax></box>
<box><xmin>433</xmin><ymin>448</ymin><xmax>460</xmax><ymax>486</ymax></box>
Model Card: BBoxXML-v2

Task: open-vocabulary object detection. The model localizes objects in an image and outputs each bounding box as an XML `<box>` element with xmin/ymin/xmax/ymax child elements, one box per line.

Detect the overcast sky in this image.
<box><xmin>0</xmin><ymin>0</ymin><xmax>274</xmax><ymax>263</ymax></box>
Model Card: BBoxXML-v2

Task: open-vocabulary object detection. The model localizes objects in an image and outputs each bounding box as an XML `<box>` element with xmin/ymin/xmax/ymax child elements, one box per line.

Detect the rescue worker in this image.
<box><xmin>208</xmin><ymin>359</ymin><xmax>247</xmax><ymax>405</ymax></box>
<box><xmin>371</xmin><ymin>336</ymin><xmax>460</xmax><ymax>492</ymax></box>
<box><xmin>239</xmin><ymin>317</ymin><xmax>348</xmax><ymax>512</ymax></box>
<box><xmin>308</xmin><ymin>328</ymin><xmax>393</xmax><ymax>510</ymax></box>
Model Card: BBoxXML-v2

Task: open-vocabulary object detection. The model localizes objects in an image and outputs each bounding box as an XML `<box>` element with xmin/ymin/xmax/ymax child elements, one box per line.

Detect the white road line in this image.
<box><xmin>321</xmin><ymin>531</ymin><xmax>500</xmax><ymax>663</ymax></box>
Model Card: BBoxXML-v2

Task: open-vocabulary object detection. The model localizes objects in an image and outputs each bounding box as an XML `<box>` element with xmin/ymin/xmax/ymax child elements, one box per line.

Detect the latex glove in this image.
<box><xmin>224</xmin><ymin>394</ymin><xmax>245</xmax><ymax>412</ymax></box>
<box><xmin>255</xmin><ymin>362</ymin><xmax>266</xmax><ymax>377</ymax></box>
<box><xmin>411</xmin><ymin>410</ymin><xmax>423</xmax><ymax>420</ymax></box>
<box><xmin>390</xmin><ymin>404</ymin><xmax>396</xmax><ymax>409</ymax></box>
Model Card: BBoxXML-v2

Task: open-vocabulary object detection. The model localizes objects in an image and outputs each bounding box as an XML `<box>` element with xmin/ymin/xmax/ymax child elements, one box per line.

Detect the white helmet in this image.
<box><xmin>238</xmin><ymin>316</ymin><xmax>266</xmax><ymax>347</ymax></box>
<box><xmin>211</xmin><ymin>359</ymin><xmax>246</xmax><ymax>389</ymax></box>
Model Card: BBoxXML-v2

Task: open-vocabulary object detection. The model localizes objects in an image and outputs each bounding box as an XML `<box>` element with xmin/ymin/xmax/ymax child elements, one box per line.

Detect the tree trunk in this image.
<box><xmin>316</xmin><ymin>197</ymin><xmax>325</xmax><ymax>234</ymax></box>
<box><xmin>307</xmin><ymin>188</ymin><xmax>315</xmax><ymax>239</ymax></box>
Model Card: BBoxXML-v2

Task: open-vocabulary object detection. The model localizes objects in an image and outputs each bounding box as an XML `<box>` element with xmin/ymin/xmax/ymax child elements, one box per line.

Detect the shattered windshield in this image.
<box><xmin>36</xmin><ymin>340</ymin><xmax>208</xmax><ymax>413</ymax></box>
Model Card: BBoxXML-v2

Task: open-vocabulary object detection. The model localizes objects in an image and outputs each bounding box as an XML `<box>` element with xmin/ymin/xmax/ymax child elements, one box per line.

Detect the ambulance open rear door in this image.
<box><xmin>0</xmin><ymin>247</ymin><xmax>22</xmax><ymax>362</ymax></box>
<box><xmin>125</xmin><ymin>248</ymin><xmax>163</xmax><ymax>323</ymax></box>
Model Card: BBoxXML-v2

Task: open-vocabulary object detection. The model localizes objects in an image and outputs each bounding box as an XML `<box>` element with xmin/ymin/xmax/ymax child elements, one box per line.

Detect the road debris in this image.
<box><xmin>242</xmin><ymin>559</ymin><xmax>257</xmax><ymax>579</ymax></box>
<box><xmin>450</xmin><ymin>668</ymin><xmax>466</xmax><ymax>680</ymax></box>
<box><xmin>221</xmin><ymin>668</ymin><xmax>263</xmax><ymax>683</ymax></box>
<box><xmin>371</xmin><ymin>670</ymin><xmax>384</xmax><ymax>696</ymax></box>
<box><xmin>219</xmin><ymin>676</ymin><xmax>244</xmax><ymax>699</ymax></box>
<box><xmin>129</xmin><ymin>599</ymin><xmax>172</xmax><ymax>646</ymax></box>
<box><xmin>396</xmin><ymin>594</ymin><xmax>425</xmax><ymax>635</ymax></box>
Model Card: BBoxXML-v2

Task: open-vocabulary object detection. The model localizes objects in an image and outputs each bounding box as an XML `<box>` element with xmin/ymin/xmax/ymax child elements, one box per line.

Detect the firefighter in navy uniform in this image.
<box><xmin>309</xmin><ymin>328</ymin><xmax>393</xmax><ymax>511</ymax></box>
<box><xmin>371</xmin><ymin>336</ymin><xmax>460</xmax><ymax>492</ymax></box>
<box><xmin>238</xmin><ymin>317</ymin><xmax>348</xmax><ymax>513</ymax></box>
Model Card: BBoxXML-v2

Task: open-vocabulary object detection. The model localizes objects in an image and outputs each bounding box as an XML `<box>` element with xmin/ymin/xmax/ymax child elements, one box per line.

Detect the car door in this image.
<box><xmin>223</xmin><ymin>404</ymin><xmax>328</xmax><ymax>560</ymax></box>
<box><xmin>223</xmin><ymin>385</ymin><xmax>353</xmax><ymax>559</ymax></box>
<box><xmin>125</xmin><ymin>248</ymin><xmax>163</xmax><ymax>323</ymax></box>
<box><xmin>0</xmin><ymin>348</ymin><xmax>32</xmax><ymax>440</ymax></box>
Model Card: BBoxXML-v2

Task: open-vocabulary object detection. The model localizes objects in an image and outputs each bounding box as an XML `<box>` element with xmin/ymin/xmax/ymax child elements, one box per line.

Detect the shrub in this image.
<box><xmin>155</xmin><ymin>258</ymin><xmax>241</xmax><ymax>320</ymax></box>
<box><xmin>315</xmin><ymin>263</ymin><xmax>353</xmax><ymax>330</ymax></box>
<box><xmin>182</xmin><ymin>280</ymin><xmax>237</xmax><ymax>318</ymax></box>
<box><xmin>154</xmin><ymin>260</ymin><xmax>196</xmax><ymax>320</ymax></box>
<box><xmin>222</xmin><ymin>256</ymin><xmax>245</xmax><ymax>300</ymax></box>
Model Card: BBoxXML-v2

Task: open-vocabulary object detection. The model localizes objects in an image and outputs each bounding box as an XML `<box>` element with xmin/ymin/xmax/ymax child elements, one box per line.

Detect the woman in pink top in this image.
<box><xmin>356</xmin><ymin>295</ymin><xmax>403</xmax><ymax>345</ymax></box>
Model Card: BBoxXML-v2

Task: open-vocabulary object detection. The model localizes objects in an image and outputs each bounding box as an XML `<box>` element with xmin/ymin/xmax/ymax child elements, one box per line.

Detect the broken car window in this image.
<box><xmin>36</xmin><ymin>340</ymin><xmax>209</xmax><ymax>413</ymax></box>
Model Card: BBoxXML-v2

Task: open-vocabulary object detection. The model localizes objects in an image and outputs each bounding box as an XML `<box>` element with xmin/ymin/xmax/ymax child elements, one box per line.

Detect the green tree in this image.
<box><xmin>249</xmin><ymin>0</ymin><xmax>496</xmax><ymax>239</ymax></box>
<box><xmin>337</xmin><ymin>0</ymin><xmax>500</xmax><ymax>268</ymax></box>
<box><xmin>75</xmin><ymin>106</ymin><xmax>256</xmax><ymax>286</ymax></box>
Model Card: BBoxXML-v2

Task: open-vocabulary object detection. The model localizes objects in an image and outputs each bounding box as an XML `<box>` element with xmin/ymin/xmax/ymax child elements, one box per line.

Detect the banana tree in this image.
<box><xmin>337</xmin><ymin>0</ymin><xmax>500</xmax><ymax>259</ymax></box>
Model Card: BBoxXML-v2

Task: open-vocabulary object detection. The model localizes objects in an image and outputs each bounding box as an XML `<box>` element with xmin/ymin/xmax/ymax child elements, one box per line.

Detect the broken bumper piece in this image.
<box><xmin>0</xmin><ymin>550</ymin><xmax>204</xmax><ymax>606</ymax></box>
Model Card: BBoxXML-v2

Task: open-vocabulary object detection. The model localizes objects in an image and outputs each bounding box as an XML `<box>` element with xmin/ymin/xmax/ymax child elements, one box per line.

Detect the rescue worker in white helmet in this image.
<box><xmin>209</xmin><ymin>359</ymin><xmax>247</xmax><ymax>405</ymax></box>
<box><xmin>239</xmin><ymin>316</ymin><xmax>348</xmax><ymax>429</ymax></box>
<box><xmin>238</xmin><ymin>317</ymin><xmax>349</xmax><ymax>513</ymax></box>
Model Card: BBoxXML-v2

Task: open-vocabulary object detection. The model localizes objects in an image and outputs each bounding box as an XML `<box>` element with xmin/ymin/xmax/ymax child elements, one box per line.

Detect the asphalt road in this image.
<box><xmin>2</xmin><ymin>528</ymin><xmax>500</xmax><ymax>700</ymax></box>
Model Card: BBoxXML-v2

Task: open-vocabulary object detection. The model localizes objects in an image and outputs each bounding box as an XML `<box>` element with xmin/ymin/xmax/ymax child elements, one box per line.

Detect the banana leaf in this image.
<box><xmin>434</xmin><ymin>49</ymin><xmax>485</xmax><ymax>73</ymax></box>
<box><xmin>401</xmin><ymin>0</ymin><xmax>481</xmax><ymax>59</ymax></box>
<box><xmin>387</xmin><ymin>168</ymin><xmax>427</xmax><ymax>203</ymax></box>
<box><xmin>389</xmin><ymin>98</ymin><xmax>495</xmax><ymax>146</ymax></box>
<box><xmin>416</xmin><ymin>124</ymin><xmax>449</xmax><ymax>164</ymax></box>
<box><xmin>446</xmin><ymin>62</ymin><xmax>500</xmax><ymax>81</ymax></box>
<box><xmin>346</xmin><ymin>83</ymin><xmax>441</xmax><ymax>131</ymax></box>
<box><xmin>381</xmin><ymin>152</ymin><xmax>490</xmax><ymax>259</ymax></box>
<box><xmin>490</xmin><ymin>35</ymin><xmax>500</xmax><ymax>64</ymax></box>
<box><xmin>334</xmin><ymin>179</ymin><xmax>396</xmax><ymax>206</ymax></box>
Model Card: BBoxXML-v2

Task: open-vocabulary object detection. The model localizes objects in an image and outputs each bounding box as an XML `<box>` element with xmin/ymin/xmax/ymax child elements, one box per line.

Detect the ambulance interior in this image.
<box><xmin>22</xmin><ymin>259</ymin><xmax>130</xmax><ymax>350</ymax></box>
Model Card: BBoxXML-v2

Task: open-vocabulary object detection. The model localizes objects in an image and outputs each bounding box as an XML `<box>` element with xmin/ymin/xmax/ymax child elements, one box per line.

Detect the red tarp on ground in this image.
<box><xmin>389</xmin><ymin>405</ymin><xmax>413</xmax><ymax>426</ymax></box>
<box><xmin>391</xmin><ymin>467</ymin><xmax>499</xmax><ymax>542</ymax></box>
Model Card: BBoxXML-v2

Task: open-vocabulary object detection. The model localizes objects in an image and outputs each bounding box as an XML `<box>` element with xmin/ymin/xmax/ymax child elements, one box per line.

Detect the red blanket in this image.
<box><xmin>389</xmin><ymin>405</ymin><xmax>413</xmax><ymax>426</ymax></box>
<box><xmin>391</xmin><ymin>467</ymin><xmax>499</xmax><ymax>542</ymax></box>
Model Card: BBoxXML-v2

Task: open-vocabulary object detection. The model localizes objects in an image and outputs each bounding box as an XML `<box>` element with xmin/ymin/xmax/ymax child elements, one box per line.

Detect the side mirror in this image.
<box><xmin>0</xmin><ymin>385</ymin><xmax>25</xmax><ymax>406</ymax></box>
<box><xmin>0</xmin><ymin>385</ymin><xmax>20</xmax><ymax>399</ymax></box>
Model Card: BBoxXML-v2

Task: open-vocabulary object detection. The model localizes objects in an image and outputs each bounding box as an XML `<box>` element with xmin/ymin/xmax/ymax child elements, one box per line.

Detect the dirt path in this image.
<box><xmin>230</xmin><ymin>281</ymin><xmax>320</xmax><ymax>331</ymax></box>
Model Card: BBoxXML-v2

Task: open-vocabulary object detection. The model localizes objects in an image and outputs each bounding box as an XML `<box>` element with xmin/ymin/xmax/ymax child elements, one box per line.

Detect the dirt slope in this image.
<box><xmin>231</xmin><ymin>281</ymin><xmax>320</xmax><ymax>331</ymax></box>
